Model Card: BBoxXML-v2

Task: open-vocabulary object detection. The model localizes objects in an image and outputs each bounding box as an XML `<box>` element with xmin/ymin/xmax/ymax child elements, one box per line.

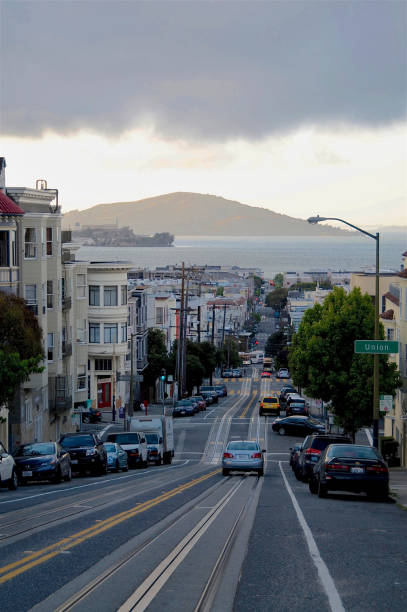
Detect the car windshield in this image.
<box><xmin>61</xmin><ymin>435</ymin><xmax>94</xmax><ymax>448</ymax></box>
<box><xmin>290</xmin><ymin>402</ymin><xmax>306</xmax><ymax>407</ymax></box>
<box><xmin>227</xmin><ymin>441</ymin><xmax>259</xmax><ymax>451</ymax></box>
<box><xmin>312</xmin><ymin>438</ymin><xmax>351</xmax><ymax>451</ymax></box>
<box><xmin>108</xmin><ymin>434</ymin><xmax>140</xmax><ymax>444</ymax></box>
<box><xmin>328</xmin><ymin>445</ymin><xmax>378</xmax><ymax>459</ymax></box>
<box><xmin>263</xmin><ymin>397</ymin><xmax>277</xmax><ymax>403</ymax></box>
<box><xmin>14</xmin><ymin>443</ymin><xmax>55</xmax><ymax>457</ymax></box>
<box><xmin>307</xmin><ymin>417</ymin><xmax>322</xmax><ymax>425</ymax></box>
<box><xmin>103</xmin><ymin>443</ymin><xmax>117</xmax><ymax>452</ymax></box>
<box><xmin>145</xmin><ymin>433</ymin><xmax>159</xmax><ymax>443</ymax></box>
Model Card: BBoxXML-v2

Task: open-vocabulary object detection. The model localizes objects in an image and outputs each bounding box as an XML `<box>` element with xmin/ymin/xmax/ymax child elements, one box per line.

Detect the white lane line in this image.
<box><xmin>279</xmin><ymin>462</ymin><xmax>345</xmax><ymax>612</ymax></box>
<box><xmin>364</xmin><ymin>428</ymin><xmax>373</xmax><ymax>446</ymax></box>
<box><xmin>0</xmin><ymin>460</ymin><xmax>190</xmax><ymax>506</ymax></box>
<box><xmin>203</xmin><ymin>408</ymin><xmax>217</xmax><ymax>420</ymax></box>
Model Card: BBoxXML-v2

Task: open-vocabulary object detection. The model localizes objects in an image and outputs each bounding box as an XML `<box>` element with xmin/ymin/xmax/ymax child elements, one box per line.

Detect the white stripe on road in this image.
<box><xmin>279</xmin><ymin>462</ymin><xmax>345</xmax><ymax>612</ymax></box>
<box><xmin>364</xmin><ymin>427</ymin><xmax>373</xmax><ymax>446</ymax></box>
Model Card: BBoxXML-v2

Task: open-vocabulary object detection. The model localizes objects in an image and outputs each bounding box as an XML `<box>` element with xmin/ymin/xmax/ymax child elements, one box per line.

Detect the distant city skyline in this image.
<box><xmin>1</xmin><ymin>1</ymin><xmax>406</xmax><ymax>227</ymax></box>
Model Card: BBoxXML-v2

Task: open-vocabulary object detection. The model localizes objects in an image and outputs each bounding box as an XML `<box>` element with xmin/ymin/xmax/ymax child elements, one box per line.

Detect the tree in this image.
<box><xmin>143</xmin><ymin>329</ymin><xmax>170</xmax><ymax>390</ymax></box>
<box><xmin>216</xmin><ymin>286</ymin><xmax>224</xmax><ymax>296</ymax></box>
<box><xmin>273</xmin><ymin>273</ymin><xmax>284</xmax><ymax>288</ymax></box>
<box><xmin>289</xmin><ymin>287</ymin><xmax>401</xmax><ymax>437</ymax></box>
<box><xmin>0</xmin><ymin>292</ymin><xmax>43</xmax><ymax>407</ymax></box>
<box><xmin>265</xmin><ymin>330</ymin><xmax>290</xmax><ymax>369</ymax></box>
<box><xmin>265</xmin><ymin>287</ymin><xmax>288</xmax><ymax>310</ymax></box>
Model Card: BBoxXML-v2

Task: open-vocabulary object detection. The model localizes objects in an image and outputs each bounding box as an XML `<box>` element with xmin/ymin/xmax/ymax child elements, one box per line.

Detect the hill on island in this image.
<box><xmin>62</xmin><ymin>192</ymin><xmax>348</xmax><ymax>236</ymax></box>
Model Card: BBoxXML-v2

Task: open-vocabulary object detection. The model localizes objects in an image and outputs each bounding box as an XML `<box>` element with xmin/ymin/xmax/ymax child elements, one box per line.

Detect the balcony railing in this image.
<box><xmin>62</xmin><ymin>341</ymin><xmax>72</xmax><ymax>357</ymax></box>
<box><xmin>55</xmin><ymin>395</ymin><xmax>73</xmax><ymax>413</ymax></box>
<box><xmin>62</xmin><ymin>295</ymin><xmax>72</xmax><ymax>310</ymax></box>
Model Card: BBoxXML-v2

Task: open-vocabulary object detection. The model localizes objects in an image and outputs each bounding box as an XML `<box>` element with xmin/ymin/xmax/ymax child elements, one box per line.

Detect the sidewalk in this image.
<box><xmin>389</xmin><ymin>468</ymin><xmax>407</xmax><ymax>509</ymax></box>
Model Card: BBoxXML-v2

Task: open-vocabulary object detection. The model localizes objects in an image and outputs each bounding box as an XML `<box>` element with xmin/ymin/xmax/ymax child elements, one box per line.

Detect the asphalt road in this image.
<box><xmin>1</xmin><ymin>369</ymin><xmax>407</xmax><ymax>611</ymax></box>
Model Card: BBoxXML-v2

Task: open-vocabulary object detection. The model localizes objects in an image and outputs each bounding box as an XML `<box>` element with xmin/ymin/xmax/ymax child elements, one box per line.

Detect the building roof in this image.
<box><xmin>0</xmin><ymin>189</ymin><xmax>25</xmax><ymax>215</ymax></box>
<box><xmin>384</xmin><ymin>291</ymin><xmax>400</xmax><ymax>306</ymax></box>
<box><xmin>380</xmin><ymin>309</ymin><xmax>394</xmax><ymax>320</ymax></box>
<box><xmin>402</xmin><ymin>251</ymin><xmax>407</xmax><ymax>257</ymax></box>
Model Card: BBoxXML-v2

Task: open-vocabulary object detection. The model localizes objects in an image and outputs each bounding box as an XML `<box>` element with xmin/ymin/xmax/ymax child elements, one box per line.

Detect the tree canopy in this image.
<box><xmin>0</xmin><ymin>292</ymin><xmax>44</xmax><ymax>406</ymax></box>
<box><xmin>143</xmin><ymin>328</ymin><xmax>171</xmax><ymax>389</ymax></box>
<box><xmin>265</xmin><ymin>287</ymin><xmax>288</xmax><ymax>310</ymax></box>
<box><xmin>273</xmin><ymin>273</ymin><xmax>284</xmax><ymax>288</ymax></box>
<box><xmin>289</xmin><ymin>287</ymin><xmax>400</xmax><ymax>436</ymax></box>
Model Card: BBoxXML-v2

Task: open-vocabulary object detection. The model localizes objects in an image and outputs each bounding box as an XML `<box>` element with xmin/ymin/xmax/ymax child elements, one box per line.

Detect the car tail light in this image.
<box><xmin>129</xmin><ymin>450</ymin><xmax>139</xmax><ymax>456</ymax></box>
<box><xmin>251</xmin><ymin>452</ymin><xmax>262</xmax><ymax>458</ymax></box>
<box><xmin>260</xmin><ymin>403</ymin><xmax>263</xmax><ymax>408</ymax></box>
<box><xmin>327</xmin><ymin>462</ymin><xmax>349</xmax><ymax>471</ymax></box>
<box><xmin>305</xmin><ymin>449</ymin><xmax>321</xmax><ymax>455</ymax></box>
<box><xmin>223</xmin><ymin>452</ymin><xmax>234</xmax><ymax>458</ymax></box>
<box><xmin>366</xmin><ymin>465</ymin><xmax>388</xmax><ymax>473</ymax></box>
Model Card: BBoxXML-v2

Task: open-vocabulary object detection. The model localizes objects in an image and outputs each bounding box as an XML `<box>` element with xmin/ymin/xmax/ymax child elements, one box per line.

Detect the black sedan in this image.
<box><xmin>13</xmin><ymin>442</ymin><xmax>72</xmax><ymax>484</ymax></box>
<box><xmin>272</xmin><ymin>415</ymin><xmax>326</xmax><ymax>437</ymax></box>
<box><xmin>309</xmin><ymin>444</ymin><xmax>389</xmax><ymax>500</ymax></box>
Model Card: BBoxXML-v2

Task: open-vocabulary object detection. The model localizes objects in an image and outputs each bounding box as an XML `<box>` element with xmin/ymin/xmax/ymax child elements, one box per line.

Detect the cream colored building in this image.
<box><xmin>382</xmin><ymin>254</ymin><xmax>407</xmax><ymax>465</ymax></box>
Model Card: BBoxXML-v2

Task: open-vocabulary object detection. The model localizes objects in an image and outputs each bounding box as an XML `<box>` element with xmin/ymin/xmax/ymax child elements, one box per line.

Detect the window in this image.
<box><xmin>104</xmin><ymin>323</ymin><xmax>118</xmax><ymax>343</ymax></box>
<box><xmin>46</xmin><ymin>227</ymin><xmax>53</xmax><ymax>256</ymax></box>
<box><xmin>24</xmin><ymin>398</ymin><xmax>33</xmax><ymax>424</ymax></box>
<box><xmin>121</xmin><ymin>285</ymin><xmax>127</xmax><ymax>305</ymax></box>
<box><xmin>76</xmin><ymin>319</ymin><xmax>86</xmax><ymax>343</ymax></box>
<box><xmin>11</xmin><ymin>230</ymin><xmax>16</xmax><ymax>266</ymax></box>
<box><xmin>381</xmin><ymin>295</ymin><xmax>386</xmax><ymax>314</ymax></box>
<box><xmin>121</xmin><ymin>322</ymin><xmax>127</xmax><ymax>342</ymax></box>
<box><xmin>47</xmin><ymin>332</ymin><xmax>54</xmax><ymax>361</ymax></box>
<box><xmin>77</xmin><ymin>274</ymin><xmax>86</xmax><ymax>298</ymax></box>
<box><xmin>89</xmin><ymin>285</ymin><xmax>100</xmax><ymax>306</ymax></box>
<box><xmin>89</xmin><ymin>322</ymin><xmax>100</xmax><ymax>343</ymax></box>
<box><xmin>61</xmin><ymin>277</ymin><xmax>65</xmax><ymax>300</ymax></box>
<box><xmin>386</xmin><ymin>328</ymin><xmax>394</xmax><ymax>341</ymax></box>
<box><xmin>47</xmin><ymin>280</ymin><xmax>53</xmax><ymax>309</ymax></box>
<box><xmin>24</xmin><ymin>284</ymin><xmax>37</xmax><ymax>314</ymax></box>
<box><xmin>94</xmin><ymin>358</ymin><xmax>112</xmax><ymax>371</ymax></box>
<box><xmin>77</xmin><ymin>365</ymin><xmax>87</xmax><ymax>390</ymax></box>
<box><xmin>24</xmin><ymin>228</ymin><xmax>37</xmax><ymax>258</ymax></box>
<box><xmin>156</xmin><ymin>306</ymin><xmax>166</xmax><ymax>325</ymax></box>
<box><xmin>104</xmin><ymin>286</ymin><xmax>118</xmax><ymax>306</ymax></box>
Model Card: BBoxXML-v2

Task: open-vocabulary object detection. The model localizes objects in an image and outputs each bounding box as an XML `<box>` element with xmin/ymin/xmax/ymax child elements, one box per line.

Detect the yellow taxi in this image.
<box><xmin>259</xmin><ymin>396</ymin><xmax>280</xmax><ymax>416</ymax></box>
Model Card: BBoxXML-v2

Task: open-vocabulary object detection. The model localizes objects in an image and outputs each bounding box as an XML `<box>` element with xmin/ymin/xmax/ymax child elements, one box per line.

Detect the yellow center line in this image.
<box><xmin>239</xmin><ymin>389</ymin><xmax>258</xmax><ymax>419</ymax></box>
<box><xmin>0</xmin><ymin>469</ymin><xmax>220</xmax><ymax>585</ymax></box>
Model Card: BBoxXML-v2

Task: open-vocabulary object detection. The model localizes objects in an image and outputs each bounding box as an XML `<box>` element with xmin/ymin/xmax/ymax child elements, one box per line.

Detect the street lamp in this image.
<box><xmin>307</xmin><ymin>215</ymin><xmax>380</xmax><ymax>448</ymax></box>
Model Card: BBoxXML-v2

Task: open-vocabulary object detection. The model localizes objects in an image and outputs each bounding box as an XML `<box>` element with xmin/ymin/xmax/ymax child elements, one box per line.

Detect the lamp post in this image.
<box><xmin>307</xmin><ymin>215</ymin><xmax>380</xmax><ymax>448</ymax></box>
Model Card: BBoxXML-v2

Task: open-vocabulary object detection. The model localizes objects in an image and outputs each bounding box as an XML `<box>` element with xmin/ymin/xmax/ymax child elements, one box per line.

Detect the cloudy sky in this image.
<box><xmin>1</xmin><ymin>1</ymin><xmax>406</xmax><ymax>226</ymax></box>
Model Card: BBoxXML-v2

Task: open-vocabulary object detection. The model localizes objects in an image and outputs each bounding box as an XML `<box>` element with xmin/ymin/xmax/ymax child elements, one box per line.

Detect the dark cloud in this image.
<box><xmin>1</xmin><ymin>1</ymin><xmax>405</xmax><ymax>140</ymax></box>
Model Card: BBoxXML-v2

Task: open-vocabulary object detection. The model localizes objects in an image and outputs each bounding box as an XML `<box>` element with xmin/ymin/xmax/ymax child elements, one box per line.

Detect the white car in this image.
<box><xmin>278</xmin><ymin>368</ymin><xmax>290</xmax><ymax>379</ymax></box>
<box><xmin>0</xmin><ymin>441</ymin><xmax>18</xmax><ymax>490</ymax></box>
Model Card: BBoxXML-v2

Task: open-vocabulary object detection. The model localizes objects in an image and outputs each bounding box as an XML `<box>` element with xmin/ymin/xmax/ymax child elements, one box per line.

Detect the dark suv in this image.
<box><xmin>295</xmin><ymin>433</ymin><xmax>352</xmax><ymax>482</ymax></box>
<box><xmin>59</xmin><ymin>433</ymin><xmax>107</xmax><ymax>476</ymax></box>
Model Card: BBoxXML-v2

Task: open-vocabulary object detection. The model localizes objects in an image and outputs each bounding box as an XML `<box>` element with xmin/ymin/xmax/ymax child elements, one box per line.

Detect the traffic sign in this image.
<box><xmin>380</xmin><ymin>395</ymin><xmax>393</xmax><ymax>412</ymax></box>
<box><xmin>354</xmin><ymin>340</ymin><xmax>399</xmax><ymax>354</ymax></box>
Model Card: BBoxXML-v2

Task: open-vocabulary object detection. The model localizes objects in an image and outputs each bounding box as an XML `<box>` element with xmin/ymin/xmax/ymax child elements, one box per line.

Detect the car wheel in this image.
<box><xmin>64</xmin><ymin>466</ymin><xmax>72</xmax><ymax>482</ymax></box>
<box><xmin>309</xmin><ymin>478</ymin><xmax>318</xmax><ymax>494</ymax></box>
<box><xmin>258</xmin><ymin>468</ymin><xmax>264</xmax><ymax>477</ymax></box>
<box><xmin>123</xmin><ymin>464</ymin><xmax>129</xmax><ymax>472</ymax></box>
<box><xmin>156</xmin><ymin>457</ymin><xmax>162</xmax><ymax>466</ymax></box>
<box><xmin>367</xmin><ymin>488</ymin><xmax>388</xmax><ymax>502</ymax></box>
<box><xmin>114</xmin><ymin>459</ymin><xmax>120</xmax><ymax>473</ymax></box>
<box><xmin>318</xmin><ymin>481</ymin><xmax>328</xmax><ymax>498</ymax></box>
<box><xmin>53</xmin><ymin>468</ymin><xmax>62</xmax><ymax>484</ymax></box>
<box><xmin>222</xmin><ymin>468</ymin><xmax>230</xmax><ymax>476</ymax></box>
<box><xmin>8</xmin><ymin>470</ymin><xmax>18</xmax><ymax>491</ymax></box>
<box><xmin>294</xmin><ymin>468</ymin><xmax>302</xmax><ymax>481</ymax></box>
<box><xmin>278</xmin><ymin>427</ymin><xmax>286</xmax><ymax>436</ymax></box>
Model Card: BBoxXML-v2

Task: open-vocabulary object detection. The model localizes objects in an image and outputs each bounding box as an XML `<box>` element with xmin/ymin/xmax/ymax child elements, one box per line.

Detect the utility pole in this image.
<box><xmin>176</xmin><ymin>262</ymin><xmax>185</xmax><ymax>400</ymax></box>
<box><xmin>221</xmin><ymin>303</ymin><xmax>227</xmax><ymax>345</ymax></box>
<box><xmin>210</xmin><ymin>303</ymin><xmax>216</xmax><ymax>385</ymax></box>
<box><xmin>129</xmin><ymin>333</ymin><xmax>135</xmax><ymax>419</ymax></box>
<box><xmin>197</xmin><ymin>282</ymin><xmax>201</xmax><ymax>343</ymax></box>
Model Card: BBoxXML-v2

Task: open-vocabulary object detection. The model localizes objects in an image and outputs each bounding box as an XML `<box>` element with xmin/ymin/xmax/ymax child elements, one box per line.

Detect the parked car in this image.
<box><xmin>200</xmin><ymin>392</ymin><xmax>214</xmax><ymax>406</ymax></box>
<box><xmin>176</xmin><ymin>400</ymin><xmax>197</xmax><ymax>415</ymax></box>
<box><xmin>214</xmin><ymin>385</ymin><xmax>227</xmax><ymax>397</ymax></box>
<box><xmin>222</xmin><ymin>369</ymin><xmax>233</xmax><ymax>378</ymax></box>
<box><xmin>178</xmin><ymin>398</ymin><xmax>199</xmax><ymax>414</ymax></box>
<box><xmin>81</xmin><ymin>407</ymin><xmax>102</xmax><ymax>424</ymax></box>
<box><xmin>289</xmin><ymin>443</ymin><xmax>303</xmax><ymax>471</ymax></box>
<box><xmin>295</xmin><ymin>434</ymin><xmax>352</xmax><ymax>482</ymax></box>
<box><xmin>259</xmin><ymin>396</ymin><xmax>280</xmax><ymax>416</ymax></box>
<box><xmin>0</xmin><ymin>440</ymin><xmax>18</xmax><ymax>490</ymax></box>
<box><xmin>13</xmin><ymin>442</ymin><xmax>72</xmax><ymax>484</ymax></box>
<box><xmin>277</xmin><ymin>368</ymin><xmax>290</xmax><ymax>379</ymax></box>
<box><xmin>192</xmin><ymin>395</ymin><xmax>207</xmax><ymax>410</ymax></box>
<box><xmin>59</xmin><ymin>433</ymin><xmax>107</xmax><ymax>476</ymax></box>
<box><xmin>271</xmin><ymin>415</ymin><xmax>326</xmax><ymax>437</ymax></box>
<box><xmin>261</xmin><ymin>371</ymin><xmax>271</xmax><ymax>378</ymax></box>
<box><xmin>103</xmin><ymin>442</ymin><xmax>128</xmax><ymax>472</ymax></box>
<box><xmin>222</xmin><ymin>440</ymin><xmax>265</xmax><ymax>476</ymax></box>
<box><xmin>106</xmin><ymin>432</ymin><xmax>148</xmax><ymax>468</ymax></box>
<box><xmin>279</xmin><ymin>385</ymin><xmax>296</xmax><ymax>406</ymax></box>
<box><xmin>129</xmin><ymin>415</ymin><xmax>174</xmax><ymax>465</ymax></box>
<box><xmin>309</xmin><ymin>444</ymin><xmax>389</xmax><ymax>500</ymax></box>
<box><xmin>232</xmin><ymin>368</ymin><xmax>242</xmax><ymax>378</ymax></box>
<box><xmin>200</xmin><ymin>386</ymin><xmax>219</xmax><ymax>404</ymax></box>
<box><xmin>286</xmin><ymin>395</ymin><xmax>308</xmax><ymax>416</ymax></box>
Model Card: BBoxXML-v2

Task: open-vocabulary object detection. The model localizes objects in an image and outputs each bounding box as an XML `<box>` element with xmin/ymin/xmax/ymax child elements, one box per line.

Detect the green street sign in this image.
<box><xmin>354</xmin><ymin>340</ymin><xmax>399</xmax><ymax>354</ymax></box>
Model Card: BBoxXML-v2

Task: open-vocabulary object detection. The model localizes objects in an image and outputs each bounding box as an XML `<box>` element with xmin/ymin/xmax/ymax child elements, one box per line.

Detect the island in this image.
<box><xmin>71</xmin><ymin>225</ymin><xmax>174</xmax><ymax>247</ymax></box>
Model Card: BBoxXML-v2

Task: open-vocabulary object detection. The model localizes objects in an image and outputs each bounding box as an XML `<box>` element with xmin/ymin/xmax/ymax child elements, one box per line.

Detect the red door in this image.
<box><xmin>97</xmin><ymin>382</ymin><xmax>111</xmax><ymax>409</ymax></box>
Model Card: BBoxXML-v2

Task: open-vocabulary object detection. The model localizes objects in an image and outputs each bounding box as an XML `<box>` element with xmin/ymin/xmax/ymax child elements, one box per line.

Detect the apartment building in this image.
<box><xmin>382</xmin><ymin>253</ymin><xmax>407</xmax><ymax>465</ymax></box>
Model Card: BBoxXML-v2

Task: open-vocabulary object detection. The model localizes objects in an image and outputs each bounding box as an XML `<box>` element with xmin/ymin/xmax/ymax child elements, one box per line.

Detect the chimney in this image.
<box><xmin>0</xmin><ymin>157</ymin><xmax>6</xmax><ymax>190</ymax></box>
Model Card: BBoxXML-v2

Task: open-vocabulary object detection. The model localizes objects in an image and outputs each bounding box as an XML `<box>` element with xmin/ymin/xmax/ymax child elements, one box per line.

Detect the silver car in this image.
<box><xmin>222</xmin><ymin>440</ymin><xmax>265</xmax><ymax>476</ymax></box>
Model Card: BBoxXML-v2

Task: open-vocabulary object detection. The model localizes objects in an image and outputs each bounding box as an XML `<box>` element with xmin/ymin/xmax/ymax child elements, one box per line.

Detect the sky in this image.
<box><xmin>1</xmin><ymin>1</ymin><xmax>406</xmax><ymax>227</ymax></box>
